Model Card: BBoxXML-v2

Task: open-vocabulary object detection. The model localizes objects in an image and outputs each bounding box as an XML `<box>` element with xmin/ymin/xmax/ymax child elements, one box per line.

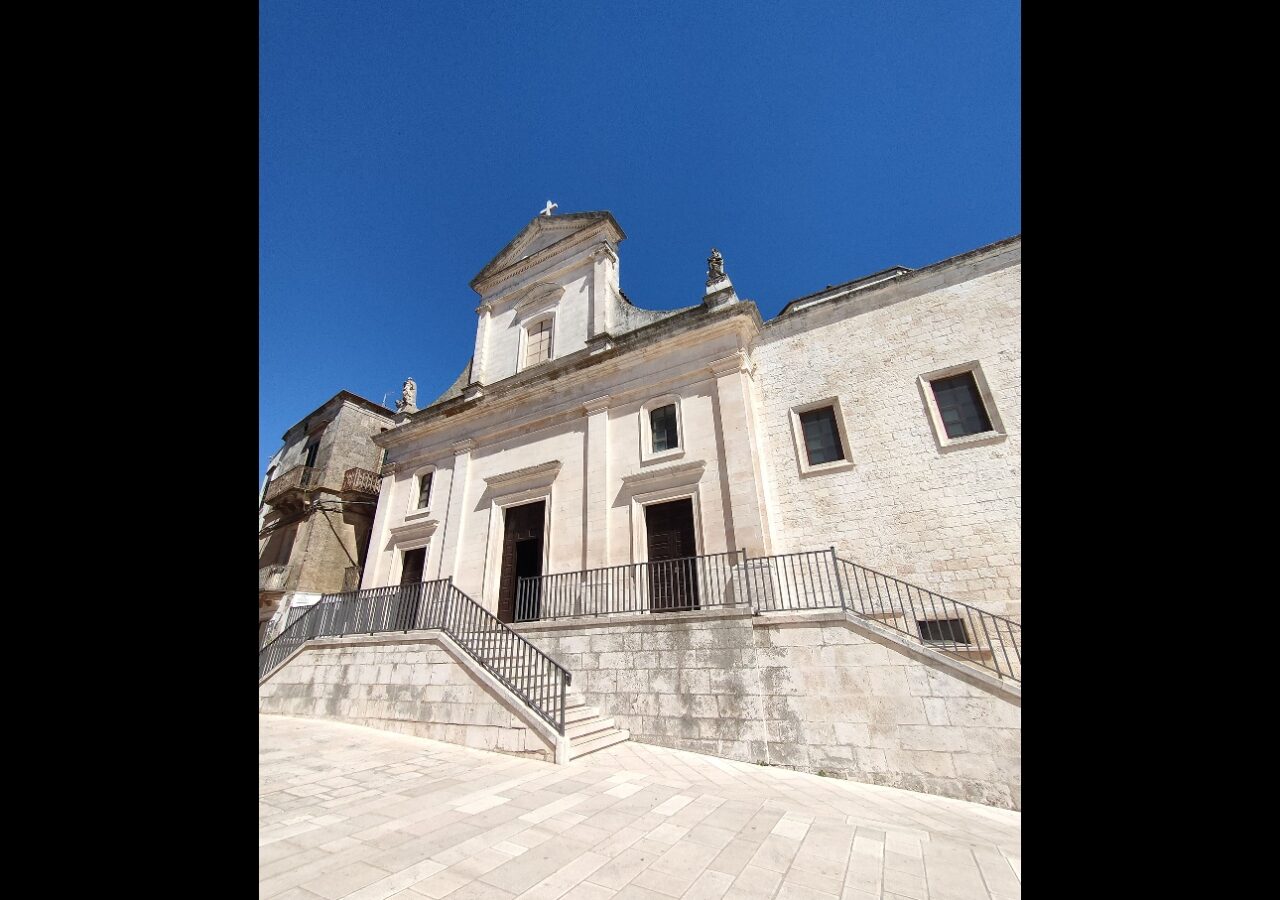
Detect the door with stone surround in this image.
<box><xmin>497</xmin><ymin>501</ymin><xmax>545</xmax><ymax>623</ymax></box>
<box><xmin>396</xmin><ymin>547</ymin><xmax>426</xmax><ymax>630</ymax></box>
<box><xmin>645</xmin><ymin>498</ymin><xmax>699</xmax><ymax>611</ymax></box>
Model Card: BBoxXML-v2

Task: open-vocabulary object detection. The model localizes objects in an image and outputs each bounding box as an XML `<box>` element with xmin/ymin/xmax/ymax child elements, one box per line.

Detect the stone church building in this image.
<box><xmin>364</xmin><ymin>210</ymin><xmax>1019</xmax><ymax>623</ymax></box>
<box><xmin>261</xmin><ymin>208</ymin><xmax>1021</xmax><ymax>809</ymax></box>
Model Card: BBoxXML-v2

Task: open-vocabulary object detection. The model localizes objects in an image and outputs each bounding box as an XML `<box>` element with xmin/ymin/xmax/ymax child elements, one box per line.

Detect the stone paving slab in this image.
<box><xmin>260</xmin><ymin>715</ymin><xmax>1020</xmax><ymax>900</ymax></box>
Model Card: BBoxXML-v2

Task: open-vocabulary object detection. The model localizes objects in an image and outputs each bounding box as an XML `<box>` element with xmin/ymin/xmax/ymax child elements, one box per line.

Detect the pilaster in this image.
<box><xmin>582</xmin><ymin>396</ymin><xmax>611</xmax><ymax>570</ymax></box>
<box><xmin>708</xmin><ymin>351</ymin><xmax>771</xmax><ymax>557</ymax></box>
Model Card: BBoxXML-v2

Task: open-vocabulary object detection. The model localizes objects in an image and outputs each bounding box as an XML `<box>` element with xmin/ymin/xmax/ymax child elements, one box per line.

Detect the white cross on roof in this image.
<box><xmin>540</xmin><ymin>200</ymin><xmax>558</xmax><ymax>216</ymax></box>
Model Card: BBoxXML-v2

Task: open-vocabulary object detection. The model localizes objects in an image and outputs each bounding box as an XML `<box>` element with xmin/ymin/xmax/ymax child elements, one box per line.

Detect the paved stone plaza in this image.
<box><xmin>260</xmin><ymin>715</ymin><xmax>1021</xmax><ymax>900</ymax></box>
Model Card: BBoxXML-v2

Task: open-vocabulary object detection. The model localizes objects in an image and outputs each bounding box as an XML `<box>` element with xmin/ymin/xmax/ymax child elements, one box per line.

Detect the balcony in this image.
<box><xmin>259</xmin><ymin>563</ymin><xmax>291</xmax><ymax>592</ymax></box>
<box><xmin>341</xmin><ymin>467</ymin><xmax>381</xmax><ymax>495</ymax></box>
<box><xmin>263</xmin><ymin>465</ymin><xmax>321</xmax><ymax>505</ymax></box>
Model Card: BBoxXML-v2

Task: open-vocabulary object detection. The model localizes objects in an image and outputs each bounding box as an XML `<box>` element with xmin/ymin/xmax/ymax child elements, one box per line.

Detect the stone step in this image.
<box><xmin>566</xmin><ymin>713</ymin><xmax>617</xmax><ymax>740</ymax></box>
<box><xmin>568</xmin><ymin>728</ymin><xmax>630</xmax><ymax>760</ymax></box>
<box><xmin>564</xmin><ymin>704</ymin><xmax>599</xmax><ymax>724</ymax></box>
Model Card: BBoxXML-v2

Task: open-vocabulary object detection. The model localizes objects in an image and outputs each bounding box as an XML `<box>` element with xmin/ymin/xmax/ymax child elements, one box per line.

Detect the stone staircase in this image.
<box><xmin>564</xmin><ymin>687</ymin><xmax>631</xmax><ymax>760</ymax></box>
<box><xmin>468</xmin><ymin>641</ymin><xmax>630</xmax><ymax>760</ymax></box>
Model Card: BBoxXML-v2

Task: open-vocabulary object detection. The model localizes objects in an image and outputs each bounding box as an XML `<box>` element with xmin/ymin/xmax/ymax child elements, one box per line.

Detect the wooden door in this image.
<box><xmin>497</xmin><ymin>501</ymin><xmax>545</xmax><ymax>623</ymax></box>
<box><xmin>645</xmin><ymin>499</ymin><xmax>699</xmax><ymax>611</ymax></box>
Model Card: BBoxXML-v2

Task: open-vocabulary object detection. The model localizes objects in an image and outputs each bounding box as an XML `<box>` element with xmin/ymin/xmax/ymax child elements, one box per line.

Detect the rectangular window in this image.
<box><xmin>930</xmin><ymin>372</ymin><xmax>993</xmax><ymax>439</ymax></box>
<box><xmin>525</xmin><ymin>319</ymin><xmax>552</xmax><ymax>367</ymax></box>
<box><xmin>917</xmin><ymin>618</ymin><xmax>971</xmax><ymax>644</ymax></box>
<box><xmin>799</xmin><ymin>406</ymin><xmax>845</xmax><ymax>466</ymax></box>
<box><xmin>417</xmin><ymin>472</ymin><xmax>433</xmax><ymax>510</ymax></box>
<box><xmin>650</xmin><ymin>404</ymin><xmax>679</xmax><ymax>452</ymax></box>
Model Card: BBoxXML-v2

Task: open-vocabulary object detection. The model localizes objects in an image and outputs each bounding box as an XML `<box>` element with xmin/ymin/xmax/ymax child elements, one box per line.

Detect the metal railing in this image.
<box><xmin>836</xmin><ymin>557</ymin><xmax>1021</xmax><ymax>682</ymax></box>
<box><xmin>514</xmin><ymin>547</ymin><xmax>1020</xmax><ymax>683</ymax></box>
<box><xmin>341</xmin><ymin>467</ymin><xmax>382</xmax><ymax>494</ymax></box>
<box><xmin>263</xmin><ymin>465</ymin><xmax>321</xmax><ymax>503</ymax></box>
<box><xmin>515</xmin><ymin>550</ymin><xmax>744</xmax><ymax>621</ymax></box>
<box><xmin>257</xmin><ymin>578</ymin><xmax>572</xmax><ymax>734</ymax></box>
<box><xmin>258</xmin><ymin>563</ymin><xmax>291</xmax><ymax>592</ymax></box>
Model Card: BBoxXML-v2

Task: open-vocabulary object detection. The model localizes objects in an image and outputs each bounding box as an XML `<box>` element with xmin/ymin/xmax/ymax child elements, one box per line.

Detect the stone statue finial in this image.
<box><xmin>707</xmin><ymin>248</ymin><xmax>726</xmax><ymax>286</ymax></box>
<box><xmin>396</xmin><ymin>377</ymin><xmax>418</xmax><ymax>413</ymax></box>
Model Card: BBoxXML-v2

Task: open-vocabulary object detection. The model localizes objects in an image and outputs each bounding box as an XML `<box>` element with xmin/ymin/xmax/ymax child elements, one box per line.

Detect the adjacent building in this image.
<box><xmin>258</xmin><ymin>390</ymin><xmax>396</xmax><ymax>646</ymax></box>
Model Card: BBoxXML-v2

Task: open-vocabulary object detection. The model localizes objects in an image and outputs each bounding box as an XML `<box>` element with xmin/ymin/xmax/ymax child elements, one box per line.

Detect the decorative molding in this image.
<box><xmin>589</xmin><ymin>242</ymin><xmax>618</xmax><ymax>264</ymax></box>
<box><xmin>707</xmin><ymin>349</ymin><xmax>753</xmax><ymax>378</ymax></box>
<box><xmin>451</xmin><ymin>439</ymin><xmax>476</xmax><ymax>455</ymax></box>
<box><xmin>475</xmin><ymin>302</ymin><xmax>493</xmax><ymax>315</ymax></box>
<box><xmin>483</xmin><ymin>459</ymin><xmax>562</xmax><ymax>488</ymax></box>
<box><xmin>512</xmin><ymin>281</ymin><xmax>565</xmax><ymax>315</ymax></box>
<box><xmin>620</xmin><ymin>459</ymin><xmax>705</xmax><ymax>488</ymax></box>
<box><xmin>388</xmin><ymin>517</ymin><xmax>439</xmax><ymax>541</ymax></box>
<box><xmin>582</xmin><ymin>395</ymin><xmax>611</xmax><ymax>415</ymax></box>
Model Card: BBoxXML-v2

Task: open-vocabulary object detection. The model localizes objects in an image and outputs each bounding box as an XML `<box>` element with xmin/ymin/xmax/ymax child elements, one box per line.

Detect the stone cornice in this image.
<box><xmin>620</xmin><ymin>459</ymin><xmax>706</xmax><ymax>488</ymax></box>
<box><xmin>707</xmin><ymin>349</ymin><xmax>754</xmax><ymax>378</ymax></box>
<box><xmin>388</xmin><ymin>517</ymin><xmax>439</xmax><ymax>540</ymax></box>
<box><xmin>483</xmin><ymin>460</ymin><xmax>562</xmax><ymax>487</ymax></box>
<box><xmin>377</xmin><ymin>304</ymin><xmax>763</xmax><ymax>452</ymax></box>
<box><xmin>582</xmin><ymin>395</ymin><xmax>611</xmax><ymax>414</ymax></box>
<box><xmin>451</xmin><ymin>439</ymin><xmax>476</xmax><ymax>455</ymax></box>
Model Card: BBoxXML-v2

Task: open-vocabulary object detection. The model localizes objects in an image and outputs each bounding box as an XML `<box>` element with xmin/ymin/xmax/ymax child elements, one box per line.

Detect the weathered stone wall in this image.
<box><xmin>516</xmin><ymin>611</ymin><xmax>1020</xmax><ymax>809</ymax></box>
<box><xmin>753</xmin><ymin>243</ymin><xmax>1022</xmax><ymax>618</ymax></box>
<box><xmin>257</xmin><ymin>634</ymin><xmax>556</xmax><ymax>762</ymax></box>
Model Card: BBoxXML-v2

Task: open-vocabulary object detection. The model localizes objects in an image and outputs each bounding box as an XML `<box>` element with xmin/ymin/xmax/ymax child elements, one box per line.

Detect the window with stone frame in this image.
<box><xmin>799</xmin><ymin>406</ymin><xmax>846</xmax><ymax>466</ymax></box>
<box><xmin>928</xmin><ymin>371</ymin><xmax>994</xmax><ymax>439</ymax></box>
<box><xmin>524</xmin><ymin>317</ymin><xmax>553</xmax><ymax>368</ymax></box>
<box><xmin>650</xmin><ymin>404</ymin><xmax>679</xmax><ymax>452</ymax></box>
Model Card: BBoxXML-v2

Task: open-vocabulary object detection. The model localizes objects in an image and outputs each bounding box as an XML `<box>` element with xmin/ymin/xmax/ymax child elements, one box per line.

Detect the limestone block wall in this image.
<box><xmin>752</xmin><ymin>243</ymin><xmax>1021</xmax><ymax>618</ymax></box>
<box><xmin>257</xmin><ymin>635</ymin><xmax>556</xmax><ymax>762</ymax></box>
<box><xmin>516</xmin><ymin>611</ymin><xmax>1020</xmax><ymax>809</ymax></box>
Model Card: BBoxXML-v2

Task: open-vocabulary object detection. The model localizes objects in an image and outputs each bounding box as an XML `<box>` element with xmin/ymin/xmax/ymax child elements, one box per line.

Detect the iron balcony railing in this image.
<box><xmin>262</xmin><ymin>465</ymin><xmax>321</xmax><ymax>503</ymax></box>
<box><xmin>341</xmin><ymin>467</ymin><xmax>382</xmax><ymax>495</ymax></box>
<box><xmin>517</xmin><ymin>547</ymin><xmax>1021</xmax><ymax>683</ymax></box>
<box><xmin>515</xmin><ymin>550</ymin><xmax>744</xmax><ymax>621</ymax></box>
<box><xmin>257</xmin><ymin>578</ymin><xmax>572</xmax><ymax>734</ymax></box>
<box><xmin>258</xmin><ymin>563</ymin><xmax>291</xmax><ymax>592</ymax></box>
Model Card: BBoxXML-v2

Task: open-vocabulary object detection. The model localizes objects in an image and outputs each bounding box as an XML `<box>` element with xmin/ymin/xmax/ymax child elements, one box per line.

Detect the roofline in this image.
<box><xmin>279</xmin><ymin>389</ymin><xmax>394</xmax><ymax>440</ymax></box>
<box><xmin>775</xmin><ymin>234</ymin><xmax>1021</xmax><ymax>318</ymax></box>
<box><xmin>469</xmin><ymin>210</ymin><xmax>626</xmax><ymax>291</ymax></box>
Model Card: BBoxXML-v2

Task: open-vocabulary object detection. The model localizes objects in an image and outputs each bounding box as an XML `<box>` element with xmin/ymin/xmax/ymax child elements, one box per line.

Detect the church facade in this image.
<box><xmin>363</xmin><ymin>210</ymin><xmax>1020</xmax><ymax>624</ymax></box>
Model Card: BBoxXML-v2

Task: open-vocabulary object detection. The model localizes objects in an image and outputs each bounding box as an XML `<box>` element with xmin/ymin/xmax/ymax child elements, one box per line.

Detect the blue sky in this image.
<box><xmin>259</xmin><ymin>0</ymin><xmax>1020</xmax><ymax>484</ymax></box>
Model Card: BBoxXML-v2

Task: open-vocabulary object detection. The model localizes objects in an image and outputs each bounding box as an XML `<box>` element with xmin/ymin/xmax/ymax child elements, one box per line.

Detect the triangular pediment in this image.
<box><xmin>470</xmin><ymin>210</ymin><xmax>625</xmax><ymax>290</ymax></box>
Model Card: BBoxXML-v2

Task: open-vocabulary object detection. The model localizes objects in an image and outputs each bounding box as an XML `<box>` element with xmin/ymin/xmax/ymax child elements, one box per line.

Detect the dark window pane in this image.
<box><xmin>917</xmin><ymin>618</ymin><xmax>971</xmax><ymax>644</ymax></box>
<box><xmin>304</xmin><ymin>442</ymin><xmax>320</xmax><ymax>469</ymax></box>
<box><xmin>418</xmin><ymin>472</ymin><xmax>433</xmax><ymax>509</ymax></box>
<box><xmin>799</xmin><ymin>406</ymin><xmax>845</xmax><ymax>465</ymax></box>
<box><xmin>930</xmin><ymin>372</ymin><xmax>992</xmax><ymax>438</ymax></box>
<box><xmin>651</xmin><ymin>404</ymin><xmax>679</xmax><ymax>452</ymax></box>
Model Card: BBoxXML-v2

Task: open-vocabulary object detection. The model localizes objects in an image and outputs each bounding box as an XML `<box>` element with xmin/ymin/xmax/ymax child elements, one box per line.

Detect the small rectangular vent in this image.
<box><xmin>917</xmin><ymin>618</ymin><xmax>971</xmax><ymax>644</ymax></box>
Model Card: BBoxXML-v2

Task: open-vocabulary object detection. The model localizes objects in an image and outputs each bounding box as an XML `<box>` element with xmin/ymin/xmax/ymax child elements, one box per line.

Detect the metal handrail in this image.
<box><xmin>514</xmin><ymin>546</ymin><xmax>1020</xmax><ymax>683</ymax></box>
<box><xmin>257</xmin><ymin>577</ymin><xmax>572</xmax><ymax>734</ymax></box>
<box><xmin>836</xmin><ymin>557</ymin><xmax>1021</xmax><ymax>682</ymax></box>
<box><xmin>515</xmin><ymin>550</ymin><xmax>745</xmax><ymax>621</ymax></box>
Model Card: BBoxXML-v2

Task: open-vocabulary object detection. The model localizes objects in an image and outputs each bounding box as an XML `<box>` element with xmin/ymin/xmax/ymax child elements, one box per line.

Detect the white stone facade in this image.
<box><xmin>364</xmin><ymin>211</ymin><xmax>1020</xmax><ymax>622</ymax></box>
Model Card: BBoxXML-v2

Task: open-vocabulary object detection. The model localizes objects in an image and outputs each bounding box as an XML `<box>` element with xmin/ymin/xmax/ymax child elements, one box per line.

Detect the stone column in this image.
<box><xmin>709</xmin><ymin>351</ymin><xmax>772</xmax><ymax>557</ymax></box>
<box><xmin>471</xmin><ymin>302</ymin><xmax>492</xmax><ymax>384</ymax></box>
<box><xmin>361</xmin><ymin>466</ymin><xmax>396</xmax><ymax>589</ymax></box>
<box><xmin>441</xmin><ymin>438</ymin><xmax>476</xmax><ymax>587</ymax></box>
<box><xmin>582</xmin><ymin>396</ymin><xmax>611</xmax><ymax>571</ymax></box>
<box><xmin>588</xmin><ymin>243</ymin><xmax>617</xmax><ymax>338</ymax></box>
